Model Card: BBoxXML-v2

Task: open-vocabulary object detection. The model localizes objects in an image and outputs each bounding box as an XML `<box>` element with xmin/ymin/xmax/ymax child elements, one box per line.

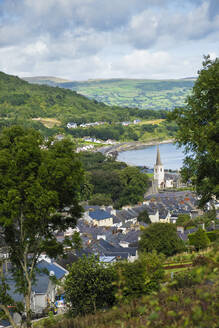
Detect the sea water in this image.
<box><xmin>117</xmin><ymin>143</ymin><xmax>186</xmax><ymax>170</ymax></box>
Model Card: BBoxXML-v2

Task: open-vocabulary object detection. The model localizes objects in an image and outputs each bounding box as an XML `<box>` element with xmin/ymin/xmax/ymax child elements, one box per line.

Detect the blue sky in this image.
<box><xmin>0</xmin><ymin>0</ymin><xmax>218</xmax><ymax>80</ymax></box>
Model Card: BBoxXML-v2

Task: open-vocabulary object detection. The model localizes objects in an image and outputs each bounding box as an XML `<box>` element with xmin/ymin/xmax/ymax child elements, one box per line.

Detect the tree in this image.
<box><xmin>139</xmin><ymin>223</ymin><xmax>185</xmax><ymax>256</ymax></box>
<box><xmin>64</xmin><ymin>255</ymin><xmax>116</xmax><ymax>316</ymax></box>
<box><xmin>188</xmin><ymin>229</ymin><xmax>210</xmax><ymax>250</ymax></box>
<box><xmin>88</xmin><ymin>193</ymin><xmax>113</xmax><ymax>206</ymax></box>
<box><xmin>116</xmin><ymin>167</ymin><xmax>149</xmax><ymax>208</ymax></box>
<box><xmin>114</xmin><ymin>251</ymin><xmax>164</xmax><ymax>301</ymax></box>
<box><xmin>176</xmin><ymin>214</ymin><xmax>191</xmax><ymax>227</ymax></box>
<box><xmin>137</xmin><ymin>209</ymin><xmax>151</xmax><ymax>224</ymax></box>
<box><xmin>0</xmin><ymin>126</ymin><xmax>85</xmax><ymax>328</ymax></box>
<box><xmin>171</xmin><ymin>55</ymin><xmax>219</xmax><ymax>207</ymax></box>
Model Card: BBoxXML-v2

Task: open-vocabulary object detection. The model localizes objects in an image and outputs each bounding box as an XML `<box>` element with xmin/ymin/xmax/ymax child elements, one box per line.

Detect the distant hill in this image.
<box><xmin>23</xmin><ymin>76</ymin><xmax>71</xmax><ymax>86</ymax></box>
<box><xmin>0</xmin><ymin>71</ymin><xmax>168</xmax><ymax>137</ymax></box>
<box><xmin>22</xmin><ymin>77</ymin><xmax>195</xmax><ymax>111</ymax></box>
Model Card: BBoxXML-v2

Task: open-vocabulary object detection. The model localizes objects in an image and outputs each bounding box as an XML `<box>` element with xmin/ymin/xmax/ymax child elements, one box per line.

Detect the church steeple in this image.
<box><xmin>156</xmin><ymin>145</ymin><xmax>162</xmax><ymax>165</ymax></box>
<box><xmin>154</xmin><ymin>144</ymin><xmax>164</xmax><ymax>189</ymax></box>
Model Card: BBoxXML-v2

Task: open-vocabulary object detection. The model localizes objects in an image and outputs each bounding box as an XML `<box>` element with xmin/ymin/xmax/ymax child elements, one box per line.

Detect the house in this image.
<box><xmin>147</xmin><ymin>208</ymin><xmax>159</xmax><ymax>223</ymax></box>
<box><xmin>121</xmin><ymin>121</ymin><xmax>132</xmax><ymax>126</ymax></box>
<box><xmin>97</xmin><ymin>238</ymin><xmax>138</xmax><ymax>262</ymax></box>
<box><xmin>84</xmin><ymin>209</ymin><xmax>113</xmax><ymax>227</ymax></box>
<box><xmin>133</xmin><ymin>119</ymin><xmax>141</xmax><ymax>124</ymax></box>
<box><xmin>0</xmin><ymin>259</ymin><xmax>68</xmax><ymax>326</ymax></box>
<box><xmin>67</xmin><ymin>122</ymin><xmax>77</xmax><ymax>129</ymax></box>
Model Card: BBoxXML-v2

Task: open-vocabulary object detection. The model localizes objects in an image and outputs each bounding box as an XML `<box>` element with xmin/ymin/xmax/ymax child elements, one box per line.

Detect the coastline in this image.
<box><xmin>98</xmin><ymin>138</ymin><xmax>175</xmax><ymax>155</ymax></box>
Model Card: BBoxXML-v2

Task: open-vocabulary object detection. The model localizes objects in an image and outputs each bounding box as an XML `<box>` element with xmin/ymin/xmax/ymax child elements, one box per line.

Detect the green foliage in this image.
<box><xmin>0</xmin><ymin>126</ymin><xmax>85</xmax><ymax>327</ymax></box>
<box><xmin>176</xmin><ymin>214</ymin><xmax>190</xmax><ymax>226</ymax></box>
<box><xmin>188</xmin><ymin>229</ymin><xmax>210</xmax><ymax>250</ymax></box>
<box><xmin>206</xmin><ymin>231</ymin><xmax>219</xmax><ymax>242</ymax></box>
<box><xmin>139</xmin><ymin>223</ymin><xmax>185</xmax><ymax>256</ymax></box>
<box><xmin>170</xmin><ymin>269</ymin><xmax>199</xmax><ymax>290</ymax></box>
<box><xmin>88</xmin><ymin>193</ymin><xmax>113</xmax><ymax>206</ymax></box>
<box><xmin>116</xmin><ymin>166</ymin><xmax>149</xmax><ymax>208</ymax></box>
<box><xmin>71</xmin><ymin>232</ymin><xmax>83</xmax><ymax>250</ymax></box>
<box><xmin>137</xmin><ymin>209</ymin><xmax>151</xmax><ymax>224</ymax></box>
<box><xmin>171</xmin><ymin>55</ymin><xmax>219</xmax><ymax>206</ymax></box>
<box><xmin>80</xmin><ymin>152</ymin><xmax>149</xmax><ymax>208</ymax></box>
<box><xmin>64</xmin><ymin>255</ymin><xmax>116</xmax><ymax>316</ymax></box>
<box><xmin>35</xmin><ymin>246</ymin><xmax>219</xmax><ymax>328</ymax></box>
<box><xmin>0</xmin><ymin>72</ymin><xmax>173</xmax><ymax>141</ymax></box>
<box><xmin>114</xmin><ymin>252</ymin><xmax>164</xmax><ymax>301</ymax></box>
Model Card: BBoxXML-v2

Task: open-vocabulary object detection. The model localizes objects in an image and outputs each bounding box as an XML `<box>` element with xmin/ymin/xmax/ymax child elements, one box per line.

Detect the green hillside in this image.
<box><xmin>24</xmin><ymin>77</ymin><xmax>195</xmax><ymax>110</ymax></box>
<box><xmin>0</xmin><ymin>71</ymin><xmax>174</xmax><ymax>140</ymax></box>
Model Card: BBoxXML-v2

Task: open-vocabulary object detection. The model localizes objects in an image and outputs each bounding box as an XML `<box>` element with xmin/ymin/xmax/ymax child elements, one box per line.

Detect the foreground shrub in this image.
<box><xmin>64</xmin><ymin>255</ymin><xmax>116</xmax><ymax>316</ymax></box>
<box><xmin>38</xmin><ymin>270</ymin><xmax>219</xmax><ymax>328</ymax></box>
<box><xmin>170</xmin><ymin>270</ymin><xmax>199</xmax><ymax>290</ymax></box>
<box><xmin>114</xmin><ymin>251</ymin><xmax>165</xmax><ymax>300</ymax></box>
<box><xmin>36</xmin><ymin>246</ymin><xmax>219</xmax><ymax>328</ymax></box>
<box><xmin>192</xmin><ymin>254</ymin><xmax>210</xmax><ymax>266</ymax></box>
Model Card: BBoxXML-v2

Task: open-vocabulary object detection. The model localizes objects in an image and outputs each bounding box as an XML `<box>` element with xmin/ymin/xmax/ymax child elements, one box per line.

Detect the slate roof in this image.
<box><xmin>37</xmin><ymin>260</ymin><xmax>67</xmax><ymax>281</ymax></box>
<box><xmin>99</xmin><ymin>256</ymin><xmax>116</xmax><ymax>263</ymax></box>
<box><xmin>1</xmin><ymin>259</ymin><xmax>67</xmax><ymax>307</ymax></box>
<box><xmin>89</xmin><ymin>210</ymin><xmax>112</xmax><ymax>221</ymax></box>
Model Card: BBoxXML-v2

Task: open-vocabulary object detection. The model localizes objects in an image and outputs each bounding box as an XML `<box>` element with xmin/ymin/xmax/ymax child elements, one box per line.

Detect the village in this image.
<box><xmin>1</xmin><ymin>145</ymin><xmax>219</xmax><ymax>326</ymax></box>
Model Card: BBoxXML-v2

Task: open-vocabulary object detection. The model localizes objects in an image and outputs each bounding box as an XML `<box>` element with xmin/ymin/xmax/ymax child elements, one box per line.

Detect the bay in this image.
<box><xmin>117</xmin><ymin>143</ymin><xmax>186</xmax><ymax>170</ymax></box>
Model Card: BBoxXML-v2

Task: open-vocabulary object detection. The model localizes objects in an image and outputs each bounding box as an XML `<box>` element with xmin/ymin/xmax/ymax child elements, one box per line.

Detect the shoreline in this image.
<box><xmin>98</xmin><ymin>138</ymin><xmax>175</xmax><ymax>155</ymax></box>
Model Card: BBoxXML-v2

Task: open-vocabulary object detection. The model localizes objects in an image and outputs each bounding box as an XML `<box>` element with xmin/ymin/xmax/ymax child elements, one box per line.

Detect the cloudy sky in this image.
<box><xmin>0</xmin><ymin>0</ymin><xmax>218</xmax><ymax>80</ymax></box>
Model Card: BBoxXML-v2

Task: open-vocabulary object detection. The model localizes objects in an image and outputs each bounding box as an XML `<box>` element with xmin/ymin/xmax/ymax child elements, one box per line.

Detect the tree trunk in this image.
<box><xmin>25</xmin><ymin>283</ymin><xmax>32</xmax><ymax>328</ymax></box>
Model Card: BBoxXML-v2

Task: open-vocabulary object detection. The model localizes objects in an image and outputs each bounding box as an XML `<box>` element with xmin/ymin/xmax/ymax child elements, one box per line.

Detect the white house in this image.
<box><xmin>67</xmin><ymin>122</ymin><xmax>77</xmax><ymax>129</ymax></box>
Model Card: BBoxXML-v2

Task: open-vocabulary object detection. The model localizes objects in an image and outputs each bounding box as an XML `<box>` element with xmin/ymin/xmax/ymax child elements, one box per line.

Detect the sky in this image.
<box><xmin>0</xmin><ymin>0</ymin><xmax>218</xmax><ymax>80</ymax></box>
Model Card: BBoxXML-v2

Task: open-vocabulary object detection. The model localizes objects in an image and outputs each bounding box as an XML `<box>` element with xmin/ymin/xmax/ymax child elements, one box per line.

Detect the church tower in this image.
<box><xmin>154</xmin><ymin>145</ymin><xmax>164</xmax><ymax>189</ymax></box>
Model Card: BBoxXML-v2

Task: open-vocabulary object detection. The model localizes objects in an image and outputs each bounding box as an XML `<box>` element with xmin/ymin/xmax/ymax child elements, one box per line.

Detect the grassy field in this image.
<box><xmin>32</xmin><ymin>118</ymin><xmax>61</xmax><ymax>128</ymax></box>
<box><xmin>59</xmin><ymin>78</ymin><xmax>195</xmax><ymax>110</ymax></box>
<box><xmin>131</xmin><ymin>119</ymin><xmax>165</xmax><ymax>126</ymax></box>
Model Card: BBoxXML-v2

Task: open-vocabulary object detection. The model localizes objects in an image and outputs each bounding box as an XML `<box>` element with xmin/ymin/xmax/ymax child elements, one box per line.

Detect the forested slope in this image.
<box><xmin>0</xmin><ymin>71</ymin><xmax>174</xmax><ymax>139</ymax></box>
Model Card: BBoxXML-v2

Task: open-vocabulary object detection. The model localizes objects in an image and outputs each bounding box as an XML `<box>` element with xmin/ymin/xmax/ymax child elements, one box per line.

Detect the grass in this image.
<box><xmin>133</xmin><ymin>119</ymin><xmax>166</xmax><ymax>126</ymax></box>
<box><xmin>32</xmin><ymin>117</ymin><xmax>61</xmax><ymax>128</ymax></box>
<box><xmin>165</xmin><ymin>266</ymin><xmax>189</xmax><ymax>274</ymax></box>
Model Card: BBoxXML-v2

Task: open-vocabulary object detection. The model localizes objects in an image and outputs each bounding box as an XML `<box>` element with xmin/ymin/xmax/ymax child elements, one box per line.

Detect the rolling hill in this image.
<box><xmin>23</xmin><ymin>77</ymin><xmax>195</xmax><ymax>110</ymax></box>
<box><xmin>0</xmin><ymin>71</ymin><xmax>170</xmax><ymax>139</ymax></box>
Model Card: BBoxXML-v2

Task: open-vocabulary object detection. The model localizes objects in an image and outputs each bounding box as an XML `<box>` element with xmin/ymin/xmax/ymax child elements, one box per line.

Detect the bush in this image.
<box><xmin>64</xmin><ymin>256</ymin><xmax>116</xmax><ymax>316</ymax></box>
<box><xmin>170</xmin><ymin>270</ymin><xmax>199</xmax><ymax>290</ymax></box>
<box><xmin>114</xmin><ymin>251</ymin><xmax>165</xmax><ymax>301</ymax></box>
<box><xmin>206</xmin><ymin>231</ymin><xmax>219</xmax><ymax>242</ymax></box>
<box><xmin>192</xmin><ymin>255</ymin><xmax>210</xmax><ymax>266</ymax></box>
<box><xmin>188</xmin><ymin>229</ymin><xmax>210</xmax><ymax>250</ymax></box>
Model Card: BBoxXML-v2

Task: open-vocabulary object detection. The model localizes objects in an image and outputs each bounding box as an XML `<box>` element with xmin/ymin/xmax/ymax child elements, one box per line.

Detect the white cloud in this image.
<box><xmin>24</xmin><ymin>41</ymin><xmax>49</xmax><ymax>56</ymax></box>
<box><xmin>0</xmin><ymin>0</ymin><xmax>219</xmax><ymax>79</ymax></box>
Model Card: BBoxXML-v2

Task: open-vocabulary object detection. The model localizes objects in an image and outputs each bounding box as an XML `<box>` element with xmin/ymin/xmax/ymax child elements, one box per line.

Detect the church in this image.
<box><xmin>153</xmin><ymin>145</ymin><xmax>180</xmax><ymax>190</ymax></box>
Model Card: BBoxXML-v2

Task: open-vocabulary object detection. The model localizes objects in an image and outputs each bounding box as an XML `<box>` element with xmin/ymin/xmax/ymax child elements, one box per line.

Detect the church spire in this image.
<box><xmin>156</xmin><ymin>144</ymin><xmax>162</xmax><ymax>165</ymax></box>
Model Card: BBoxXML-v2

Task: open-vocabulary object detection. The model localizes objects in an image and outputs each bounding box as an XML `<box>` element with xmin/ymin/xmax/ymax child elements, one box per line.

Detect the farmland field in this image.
<box><xmin>23</xmin><ymin>77</ymin><xmax>195</xmax><ymax>111</ymax></box>
<box><xmin>59</xmin><ymin>78</ymin><xmax>195</xmax><ymax>110</ymax></box>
